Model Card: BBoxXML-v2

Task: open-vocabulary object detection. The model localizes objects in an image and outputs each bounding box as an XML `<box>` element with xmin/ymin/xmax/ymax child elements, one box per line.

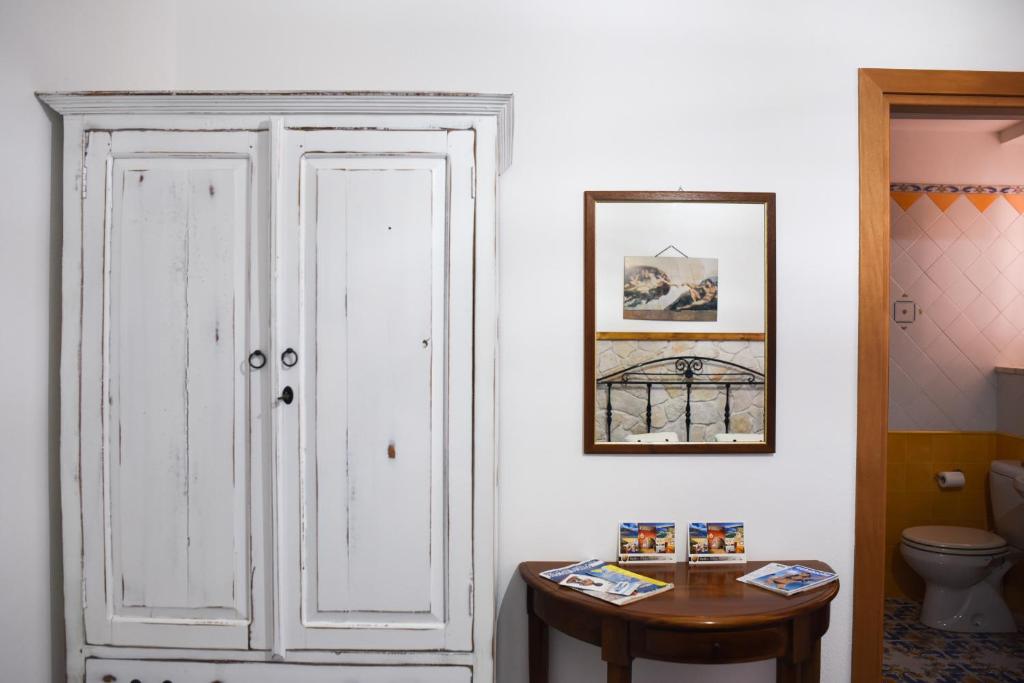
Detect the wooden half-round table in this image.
<box><xmin>519</xmin><ymin>560</ymin><xmax>839</xmax><ymax>683</ymax></box>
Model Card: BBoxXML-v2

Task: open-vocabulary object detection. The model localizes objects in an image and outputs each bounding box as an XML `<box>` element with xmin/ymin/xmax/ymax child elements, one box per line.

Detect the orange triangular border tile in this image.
<box><xmin>927</xmin><ymin>193</ymin><xmax>960</xmax><ymax>212</ymax></box>
<box><xmin>1006</xmin><ymin>195</ymin><xmax>1024</xmax><ymax>214</ymax></box>
<box><xmin>967</xmin><ymin>194</ymin><xmax>998</xmax><ymax>213</ymax></box>
<box><xmin>891</xmin><ymin>192</ymin><xmax>922</xmax><ymax>211</ymax></box>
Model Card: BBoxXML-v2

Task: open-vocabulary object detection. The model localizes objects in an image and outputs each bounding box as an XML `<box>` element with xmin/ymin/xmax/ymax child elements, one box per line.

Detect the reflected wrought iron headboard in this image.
<box><xmin>596</xmin><ymin>355</ymin><xmax>765</xmax><ymax>442</ymax></box>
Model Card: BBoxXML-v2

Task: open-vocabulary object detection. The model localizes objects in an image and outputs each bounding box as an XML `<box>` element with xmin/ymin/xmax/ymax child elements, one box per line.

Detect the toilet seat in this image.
<box><xmin>901</xmin><ymin>525</ymin><xmax>1007</xmax><ymax>556</ymax></box>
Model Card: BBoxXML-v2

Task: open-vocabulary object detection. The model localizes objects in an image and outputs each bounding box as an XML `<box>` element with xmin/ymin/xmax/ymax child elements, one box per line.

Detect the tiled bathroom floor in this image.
<box><xmin>884</xmin><ymin>598</ymin><xmax>1024</xmax><ymax>682</ymax></box>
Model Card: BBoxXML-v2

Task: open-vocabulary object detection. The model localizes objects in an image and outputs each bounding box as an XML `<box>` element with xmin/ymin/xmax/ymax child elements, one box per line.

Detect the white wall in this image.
<box><xmin>3</xmin><ymin>2</ymin><xmax>1024</xmax><ymax>681</ymax></box>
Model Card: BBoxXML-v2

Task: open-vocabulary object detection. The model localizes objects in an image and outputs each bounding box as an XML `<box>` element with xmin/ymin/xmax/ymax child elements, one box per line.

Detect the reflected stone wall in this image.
<box><xmin>595</xmin><ymin>340</ymin><xmax>765</xmax><ymax>442</ymax></box>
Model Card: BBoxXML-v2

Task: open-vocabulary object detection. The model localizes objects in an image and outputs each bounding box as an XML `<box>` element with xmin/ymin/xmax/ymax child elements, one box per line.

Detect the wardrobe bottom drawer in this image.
<box><xmin>85</xmin><ymin>659</ymin><xmax>472</xmax><ymax>683</ymax></box>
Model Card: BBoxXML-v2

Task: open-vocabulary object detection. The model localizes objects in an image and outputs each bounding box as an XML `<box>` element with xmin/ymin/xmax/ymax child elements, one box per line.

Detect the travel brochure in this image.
<box><xmin>539</xmin><ymin>559</ymin><xmax>674</xmax><ymax>606</ymax></box>
<box><xmin>688</xmin><ymin>521</ymin><xmax>746</xmax><ymax>564</ymax></box>
<box><xmin>619</xmin><ymin>522</ymin><xmax>677</xmax><ymax>563</ymax></box>
<box><xmin>737</xmin><ymin>562</ymin><xmax>839</xmax><ymax>596</ymax></box>
<box><xmin>544</xmin><ymin>520</ymin><xmax>836</xmax><ymax>606</ymax></box>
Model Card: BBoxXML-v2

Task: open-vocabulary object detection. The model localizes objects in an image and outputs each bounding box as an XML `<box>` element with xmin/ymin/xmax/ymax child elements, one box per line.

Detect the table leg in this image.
<box><xmin>601</xmin><ymin>618</ymin><xmax>632</xmax><ymax>683</ymax></box>
<box><xmin>607</xmin><ymin>661</ymin><xmax>632</xmax><ymax>683</ymax></box>
<box><xmin>776</xmin><ymin>656</ymin><xmax>798</xmax><ymax>683</ymax></box>
<box><xmin>802</xmin><ymin>640</ymin><xmax>821</xmax><ymax>682</ymax></box>
<box><xmin>776</xmin><ymin>638</ymin><xmax>822</xmax><ymax>683</ymax></box>
<box><xmin>527</xmin><ymin>588</ymin><xmax>549</xmax><ymax>683</ymax></box>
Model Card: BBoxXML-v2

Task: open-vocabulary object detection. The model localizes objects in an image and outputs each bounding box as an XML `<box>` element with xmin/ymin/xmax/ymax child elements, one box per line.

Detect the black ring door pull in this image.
<box><xmin>248</xmin><ymin>350</ymin><xmax>267</xmax><ymax>369</ymax></box>
<box><xmin>281</xmin><ymin>347</ymin><xmax>298</xmax><ymax>368</ymax></box>
<box><xmin>278</xmin><ymin>386</ymin><xmax>294</xmax><ymax>405</ymax></box>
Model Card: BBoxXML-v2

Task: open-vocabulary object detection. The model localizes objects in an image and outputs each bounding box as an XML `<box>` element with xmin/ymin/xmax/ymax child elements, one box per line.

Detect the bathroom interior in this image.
<box><xmin>884</xmin><ymin>114</ymin><xmax>1024</xmax><ymax>679</ymax></box>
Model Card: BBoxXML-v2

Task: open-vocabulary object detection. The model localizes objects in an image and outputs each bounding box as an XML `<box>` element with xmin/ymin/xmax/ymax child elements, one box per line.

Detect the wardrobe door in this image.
<box><xmin>77</xmin><ymin>130</ymin><xmax>271</xmax><ymax>649</ymax></box>
<box><xmin>279</xmin><ymin>129</ymin><xmax>476</xmax><ymax>651</ymax></box>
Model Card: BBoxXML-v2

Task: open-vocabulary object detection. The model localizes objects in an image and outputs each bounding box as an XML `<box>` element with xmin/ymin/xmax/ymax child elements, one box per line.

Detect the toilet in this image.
<box><xmin>899</xmin><ymin>459</ymin><xmax>1024</xmax><ymax>633</ymax></box>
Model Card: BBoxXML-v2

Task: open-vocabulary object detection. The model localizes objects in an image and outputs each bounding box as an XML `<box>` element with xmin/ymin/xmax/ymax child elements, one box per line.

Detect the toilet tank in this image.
<box><xmin>990</xmin><ymin>460</ymin><xmax>1024</xmax><ymax>549</ymax></box>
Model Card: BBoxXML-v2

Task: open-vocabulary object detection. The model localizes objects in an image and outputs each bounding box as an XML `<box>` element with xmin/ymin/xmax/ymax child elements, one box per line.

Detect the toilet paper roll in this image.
<box><xmin>936</xmin><ymin>471</ymin><xmax>965</xmax><ymax>489</ymax></box>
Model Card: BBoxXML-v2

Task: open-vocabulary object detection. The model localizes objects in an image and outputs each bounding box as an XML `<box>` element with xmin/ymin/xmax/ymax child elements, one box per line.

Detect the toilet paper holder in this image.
<box><xmin>935</xmin><ymin>469</ymin><xmax>965</xmax><ymax>489</ymax></box>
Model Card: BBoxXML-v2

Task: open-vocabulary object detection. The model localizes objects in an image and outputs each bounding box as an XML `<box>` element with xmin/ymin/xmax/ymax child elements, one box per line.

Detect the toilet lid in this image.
<box><xmin>991</xmin><ymin>459</ymin><xmax>1024</xmax><ymax>478</ymax></box>
<box><xmin>902</xmin><ymin>525</ymin><xmax>1006</xmax><ymax>551</ymax></box>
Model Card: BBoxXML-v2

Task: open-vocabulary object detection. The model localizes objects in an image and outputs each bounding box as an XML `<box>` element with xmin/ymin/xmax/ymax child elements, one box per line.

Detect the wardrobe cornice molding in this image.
<box><xmin>37</xmin><ymin>90</ymin><xmax>514</xmax><ymax>172</ymax></box>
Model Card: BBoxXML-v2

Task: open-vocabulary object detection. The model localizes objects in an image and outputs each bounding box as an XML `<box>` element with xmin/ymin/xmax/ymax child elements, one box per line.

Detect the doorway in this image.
<box><xmin>855</xmin><ymin>69</ymin><xmax>1024</xmax><ymax>682</ymax></box>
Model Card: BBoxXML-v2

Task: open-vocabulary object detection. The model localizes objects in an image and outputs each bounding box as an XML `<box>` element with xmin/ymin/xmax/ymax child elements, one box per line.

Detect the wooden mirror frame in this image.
<box><xmin>583</xmin><ymin>190</ymin><xmax>776</xmax><ymax>454</ymax></box>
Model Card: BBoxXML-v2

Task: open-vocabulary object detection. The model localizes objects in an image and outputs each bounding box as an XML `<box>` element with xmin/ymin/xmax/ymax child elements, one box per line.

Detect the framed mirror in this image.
<box><xmin>584</xmin><ymin>191</ymin><xmax>776</xmax><ymax>454</ymax></box>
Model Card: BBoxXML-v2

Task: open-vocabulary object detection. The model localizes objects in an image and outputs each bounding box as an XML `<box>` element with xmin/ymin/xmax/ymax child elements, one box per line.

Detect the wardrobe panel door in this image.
<box><xmin>79</xmin><ymin>131</ymin><xmax>270</xmax><ymax>649</ymax></box>
<box><xmin>282</xmin><ymin>130</ymin><xmax>475</xmax><ymax>651</ymax></box>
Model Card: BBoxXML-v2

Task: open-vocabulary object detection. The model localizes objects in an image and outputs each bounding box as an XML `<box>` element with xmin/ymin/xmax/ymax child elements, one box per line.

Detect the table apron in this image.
<box><xmin>632</xmin><ymin>623</ymin><xmax>786</xmax><ymax>664</ymax></box>
<box><xmin>530</xmin><ymin>588</ymin><xmax>832</xmax><ymax>667</ymax></box>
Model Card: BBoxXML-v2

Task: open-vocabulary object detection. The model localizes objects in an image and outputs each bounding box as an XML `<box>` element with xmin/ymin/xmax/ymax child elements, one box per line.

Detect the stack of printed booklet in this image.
<box><xmin>539</xmin><ymin>521</ymin><xmax>838</xmax><ymax>606</ymax></box>
<box><xmin>735</xmin><ymin>562</ymin><xmax>839</xmax><ymax>596</ymax></box>
<box><xmin>539</xmin><ymin>560</ymin><xmax>674</xmax><ymax>606</ymax></box>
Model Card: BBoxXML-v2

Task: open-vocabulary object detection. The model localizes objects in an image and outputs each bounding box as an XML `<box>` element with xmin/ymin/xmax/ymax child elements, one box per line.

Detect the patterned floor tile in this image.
<box><xmin>883</xmin><ymin>598</ymin><xmax>1024</xmax><ymax>683</ymax></box>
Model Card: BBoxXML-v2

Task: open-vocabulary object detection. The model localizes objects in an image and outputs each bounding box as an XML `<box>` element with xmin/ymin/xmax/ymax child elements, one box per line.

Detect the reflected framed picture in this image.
<box><xmin>584</xmin><ymin>191</ymin><xmax>776</xmax><ymax>454</ymax></box>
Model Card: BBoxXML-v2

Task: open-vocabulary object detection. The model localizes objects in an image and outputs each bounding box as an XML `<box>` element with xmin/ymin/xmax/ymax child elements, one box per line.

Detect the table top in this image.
<box><xmin>519</xmin><ymin>560</ymin><xmax>839</xmax><ymax>630</ymax></box>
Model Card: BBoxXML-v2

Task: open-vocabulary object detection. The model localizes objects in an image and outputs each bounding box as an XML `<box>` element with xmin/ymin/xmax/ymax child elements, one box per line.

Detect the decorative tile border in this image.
<box><xmin>890</xmin><ymin>182</ymin><xmax>1024</xmax><ymax>214</ymax></box>
<box><xmin>891</xmin><ymin>183</ymin><xmax>1024</xmax><ymax>194</ymax></box>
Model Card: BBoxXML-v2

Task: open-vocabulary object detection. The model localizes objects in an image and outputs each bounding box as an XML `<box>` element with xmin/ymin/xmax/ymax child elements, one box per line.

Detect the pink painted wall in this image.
<box><xmin>892</xmin><ymin>119</ymin><xmax>1024</xmax><ymax>185</ymax></box>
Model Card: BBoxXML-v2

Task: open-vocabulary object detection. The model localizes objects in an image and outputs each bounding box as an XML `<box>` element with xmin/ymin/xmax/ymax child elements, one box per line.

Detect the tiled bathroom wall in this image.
<box><xmin>889</xmin><ymin>187</ymin><xmax>1024</xmax><ymax>430</ymax></box>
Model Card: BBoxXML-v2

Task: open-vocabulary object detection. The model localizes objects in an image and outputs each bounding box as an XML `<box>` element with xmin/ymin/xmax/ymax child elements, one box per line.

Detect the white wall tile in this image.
<box><xmin>946</xmin><ymin>314</ymin><xmax>980</xmax><ymax>351</ymax></box>
<box><xmin>906</xmin><ymin>392</ymin><xmax>950</xmax><ymax>430</ymax></box>
<box><xmin>965</xmin><ymin>217</ymin><xmax>1000</xmax><ymax>252</ymax></box>
<box><xmin>1004</xmin><ymin>295</ymin><xmax>1024</xmax><ymax>330</ymax></box>
<box><xmin>943</xmin><ymin>273</ymin><xmax>980</xmax><ymax>310</ymax></box>
<box><xmin>1006</xmin><ymin>216</ymin><xmax>1024</xmax><ymax>251</ymax></box>
<box><xmin>890</xmin><ymin>190</ymin><xmax>1023</xmax><ymax>433</ymax></box>
<box><xmin>907</xmin><ymin>312</ymin><xmax>941</xmax><ymax>349</ymax></box>
<box><xmin>892</xmin><ymin>252</ymin><xmax>923</xmax><ymax>290</ymax></box>
<box><xmin>963</xmin><ymin>293</ymin><xmax>999</xmax><ymax>331</ymax></box>
<box><xmin>926</xmin><ymin>254</ymin><xmax>961</xmax><ymax>290</ymax></box>
<box><xmin>987</xmin><ymin>274</ymin><xmax>1019</xmax><ymax>311</ymax></box>
<box><xmin>907</xmin><ymin>195</ymin><xmax>943</xmax><ymax>228</ymax></box>
<box><xmin>1005</xmin><ymin>251</ymin><xmax>1024</xmax><ymax>285</ymax></box>
<box><xmin>925</xmin><ymin>214</ymin><xmax>961</xmax><ymax>247</ymax></box>
<box><xmin>984</xmin><ymin>314</ymin><xmax>1018</xmax><ymax>350</ymax></box>
<box><xmin>986</xmin><ymin>236</ymin><xmax>1019</xmax><ymax>272</ymax></box>
<box><xmin>907</xmin><ymin>234</ymin><xmax>943</xmax><ymax>270</ymax></box>
<box><xmin>947</xmin><ymin>234</ymin><xmax>981</xmax><ymax>270</ymax></box>
<box><xmin>926</xmin><ymin>294</ymin><xmax>960</xmax><ymax>329</ymax></box>
<box><xmin>908</xmin><ymin>274</ymin><xmax>942</xmax><ymax>308</ymax></box>
<box><xmin>946</xmin><ymin>196</ymin><xmax>982</xmax><ymax>229</ymax></box>
<box><xmin>1001</xmin><ymin>332</ymin><xmax>1024</xmax><ymax>365</ymax></box>
<box><xmin>965</xmin><ymin>254</ymin><xmax>1000</xmax><ymax>290</ymax></box>
<box><xmin>893</xmin><ymin>213</ymin><xmax>923</xmax><ymax>251</ymax></box>
<box><xmin>985</xmin><ymin>197</ymin><xmax>1019</xmax><ymax>233</ymax></box>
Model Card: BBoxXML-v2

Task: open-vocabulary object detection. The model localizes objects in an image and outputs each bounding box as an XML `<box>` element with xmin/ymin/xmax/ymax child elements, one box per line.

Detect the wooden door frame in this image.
<box><xmin>854</xmin><ymin>68</ymin><xmax>1024</xmax><ymax>682</ymax></box>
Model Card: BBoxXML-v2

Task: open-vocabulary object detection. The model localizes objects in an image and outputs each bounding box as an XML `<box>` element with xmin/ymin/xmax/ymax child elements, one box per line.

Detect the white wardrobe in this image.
<box><xmin>42</xmin><ymin>92</ymin><xmax>512</xmax><ymax>683</ymax></box>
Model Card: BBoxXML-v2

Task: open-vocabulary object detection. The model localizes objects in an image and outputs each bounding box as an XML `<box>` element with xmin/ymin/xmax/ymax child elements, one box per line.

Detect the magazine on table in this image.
<box><xmin>688</xmin><ymin>521</ymin><xmax>746</xmax><ymax>564</ymax></box>
<box><xmin>539</xmin><ymin>559</ymin><xmax>674</xmax><ymax>606</ymax></box>
<box><xmin>619</xmin><ymin>521</ymin><xmax>677</xmax><ymax>563</ymax></box>
<box><xmin>737</xmin><ymin>563</ymin><xmax>838</xmax><ymax>596</ymax></box>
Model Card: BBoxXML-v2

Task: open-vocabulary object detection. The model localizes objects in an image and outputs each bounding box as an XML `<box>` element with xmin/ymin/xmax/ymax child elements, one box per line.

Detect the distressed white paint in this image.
<box><xmin>85</xmin><ymin>658</ymin><xmax>472</xmax><ymax>683</ymax></box>
<box><xmin>51</xmin><ymin>99</ymin><xmax>501</xmax><ymax>681</ymax></box>
<box><xmin>37</xmin><ymin>92</ymin><xmax>513</xmax><ymax>174</ymax></box>
<box><xmin>78</xmin><ymin>131</ymin><xmax>267</xmax><ymax>650</ymax></box>
<box><xmin>312</xmin><ymin>163</ymin><xmax>437</xmax><ymax>615</ymax></box>
<box><xmin>282</xmin><ymin>129</ymin><xmax>475</xmax><ymax>651</ymax></box>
